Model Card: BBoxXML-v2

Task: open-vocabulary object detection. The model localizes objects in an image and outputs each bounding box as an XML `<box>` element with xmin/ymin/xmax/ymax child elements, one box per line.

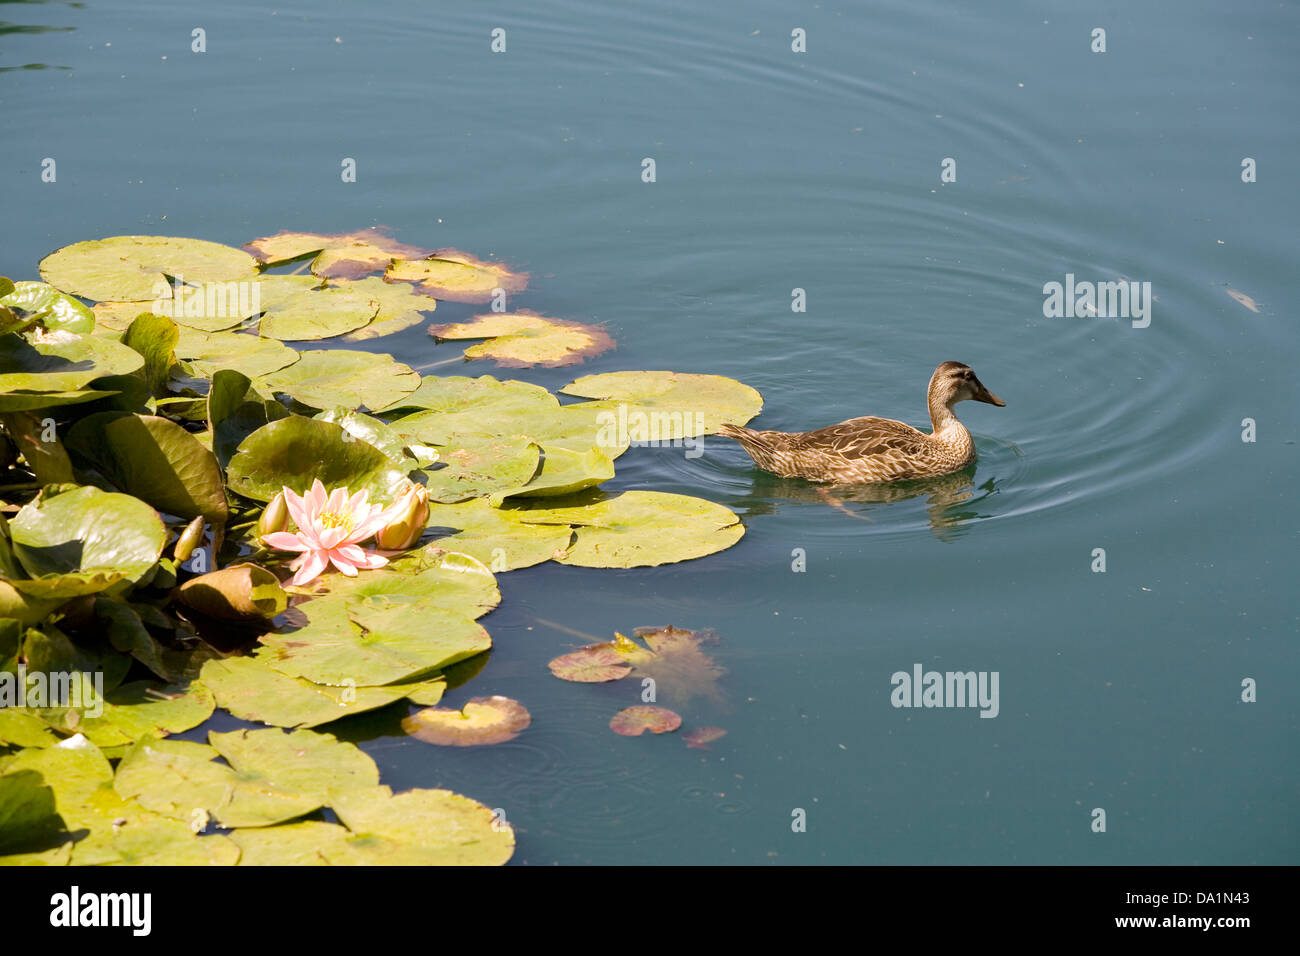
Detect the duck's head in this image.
<box><xmin>931</xmin><ymin>361</ymin><xmax>1005</xmax><ymax>408</ymax></box>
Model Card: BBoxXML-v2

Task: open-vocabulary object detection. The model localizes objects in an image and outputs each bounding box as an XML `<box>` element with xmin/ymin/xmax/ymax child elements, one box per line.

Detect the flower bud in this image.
<box><xmin>174</xmin><ymin>515</ymin><xmax>206</xmax><ymax>562</ymax></box>
<box><xmin>374</xmin><ymin>485</ymin><xmax>429</xmax><ymax>551</ymax></box>
<box><xmin>257</xmin><ymin>491</ymin><xmax>289</xmax><ymax>538</ymax></box>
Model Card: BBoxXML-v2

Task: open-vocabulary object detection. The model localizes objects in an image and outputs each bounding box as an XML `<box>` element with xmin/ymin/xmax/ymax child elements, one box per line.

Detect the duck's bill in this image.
<box><xmin>975</xmin><ymin>384</ymin><xmax>1005</xmax><ymax>406</ymax></box>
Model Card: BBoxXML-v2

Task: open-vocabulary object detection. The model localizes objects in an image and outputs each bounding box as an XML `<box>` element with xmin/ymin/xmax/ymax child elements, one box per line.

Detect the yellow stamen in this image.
<box><xmin>318</xmin><ymin>511</ymin><xmax>353</xmax><ymax>532</ymax></box>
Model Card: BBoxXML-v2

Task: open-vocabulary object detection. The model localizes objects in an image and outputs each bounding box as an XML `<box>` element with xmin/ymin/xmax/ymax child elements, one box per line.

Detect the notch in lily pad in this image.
<box><xmin>430</xmin><ymin>311</ymin><xmax>614</xmax><ymax>368</ymax></box>
<box><xmin>401</xmin><ymin>695</ymin><xmax>530</xmax><ymax>746</ymax></box>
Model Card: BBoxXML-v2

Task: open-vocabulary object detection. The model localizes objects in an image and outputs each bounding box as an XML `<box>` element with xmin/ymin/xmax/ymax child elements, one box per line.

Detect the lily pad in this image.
<box><xmin>431</xmin><ymin>311</ymin><xmax>614</xmax><ymax>368</ymax></box>
<box><xmin>385</xmin><ymin>249</ymin><xmax>527</xmax><ymax>303</ymax></box>
<box><xmin>331</xmin><ymin>276</ymin><xmax>436</xmax><ymax>341</ymax></box>
<box><xmin>492</xmin><ymin>443</ymin><xmax>614</xmax><ymax>500</ymax></box>
<box><xmin>559</xmin><ymin>370</ymin><xmax>764</xmax><ymax>435</ymax></box>
<box><xmin>423</xmin><ymin>499</ymin><xmax>574</xmax><ymax>571</ymax></box>
<box><xmin>64</xmin><ymin>412</ymin><xmax>229</xmax><ymax>527</ymax></box>
<box><xmin>114</xmin><ymin>727</ymin><xmax>379</xmax><ymax>829</ymax></box>
<box><xmin>256</xmin><ymin>349</ymin><xmax>419</xmax><ymax>411</ymax></box>
<box><xmin>200</xmin><ymin>656</ymin><xmax>445</xmax><ymax>729</ymax></box>
<box><xmin>0</xmin><ymin>409</ymin><xmax>75</xmax><ymax>484</ymax></box>
<box><xmin>0</xmin><ymin>769</ymin><xmax>68</xmax><ymax>855</ymax></box>
<box><xmin>517</xmin><ymin>490</ymin><xmax>745</xmax><ymax>568</ymax></box>
<box><xmin>420</xmin><ymin>433</ymin><xmax>540</xmax><ymax>503</ymax></box>
<box><xmin>609</xmin><ymin>705</ymin><xmax>682</xmax><ymax>736</ymax></box>
<box><xmin>174</xmin><ymin>328</ymin><xmax>301</xmax><ymax>380</ymax></box>
<box><xmin>547</xmin><ymin>644</ymin><xmax>632</xmax><ymax>683</ymax></box>
<box><xmin>683</xmin><ymin>726</ymin><xmax>728</xmax><ymax>749</ymax></box>
<box><xmin>244</xmin><ymin>228</ymin><xmax>433</xmax><ymax>280</ymax></box>
<box><xmin>121</xmin><ymin>312</ymin><xmax>178</xmax><ymax>397</ymax></box>
<box><xmin>225</xmin><ymin>415</ymin><xmax>411</xmax><ymax>504</ymax></box>
<box><xmin>402</xmin><ymin>695</ymin><xmax>530</xmax><ymax>746</ymax></box>
<box><xmin>60</xmin><ymin>680</ymin><xmax>217</xmax><ymax>749</ymax></box>
<box><xmin>314</xmin><ymin>407</ymin><xmax>431</xmax><ymax>469</ymax></box>
<box><xmin>8</xmin><ymin>486</ymin><xmax>166</xmax><ymax>583</ymax></box>
<box><xmin>40</xmin><ymin>236</ymin><xmax>260</xmax><ymax>302</ymax></box>
<box><xmin>175</xmin><ymin>564</ymin><xmax>288</xmax><ymax>621</ymax></box>
<box><xmin>0</xmin><ymin>329</ymin><xmax>143</xmax><ymax>394</ymax></box>
<box><xmin>327</xmin><ymin>785</ymin><xmax>514</xmax><ymax>865</ymax></box>
<box><xmin>258</xmin><ymin>285</ymin><xmax>379</xmax><ymax>341</ymax></box>
<box><xmin>0</xmin><ymin>281</ymin><xmax>94</xmax><ymax>334</ymax></box>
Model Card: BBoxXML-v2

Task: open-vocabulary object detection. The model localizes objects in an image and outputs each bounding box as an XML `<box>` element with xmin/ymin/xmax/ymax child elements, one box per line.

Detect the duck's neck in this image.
<box><xmin>928</xmin><ymin>395</ymin><xmax>963</xmax><ymax>434</ymax></box>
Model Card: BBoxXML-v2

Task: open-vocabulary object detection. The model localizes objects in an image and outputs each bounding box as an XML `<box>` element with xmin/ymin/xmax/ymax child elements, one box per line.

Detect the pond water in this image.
<box><xmin>3</xmin><ymin>0</ymin><xmax>1295</xmax><ymax>863</ymax></box>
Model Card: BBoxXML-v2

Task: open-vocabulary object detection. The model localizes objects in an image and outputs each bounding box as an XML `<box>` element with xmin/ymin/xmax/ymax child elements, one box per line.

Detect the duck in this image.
<box><xmin>717</xmin><ymin>361</ymin><xmax>1005</xmax><ymax>483</ymax></box>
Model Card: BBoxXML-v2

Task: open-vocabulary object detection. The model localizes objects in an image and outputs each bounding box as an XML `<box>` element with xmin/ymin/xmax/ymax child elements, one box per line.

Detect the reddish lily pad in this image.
<box><xmin>243</xmin><ymin>228</ymin><xmax>433</xmax><ymax>280</ymax></box>
<box><xmin>401</xmin><ymin>695</ymin><xmax>531</xmax><ymax>747</ymax></box>
<box><xmin>430</xmin><ymin>311</ymin><xmax>614</xmax><ymax>368</ymax></box>
<box><xmin>609</xmin><ymin>706</ymin><xmax>681</xmax><ymax>737</ymax></box>
<box><xmin>683</xmin><ymin>726</ymin><xmax>727</xmax><ymax>749</ymax></box>
<box><xmin>547</xmin><ymin>644</ymin><xmax>632</xmax><ymax>683</ymax></box>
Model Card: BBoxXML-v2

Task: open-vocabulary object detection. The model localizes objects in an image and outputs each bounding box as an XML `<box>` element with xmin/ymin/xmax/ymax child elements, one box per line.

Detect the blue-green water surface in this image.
<box><xmin>3</xmin><ymin>0</ymin><xmax>1296</xmax><ymax>863</ymax></box>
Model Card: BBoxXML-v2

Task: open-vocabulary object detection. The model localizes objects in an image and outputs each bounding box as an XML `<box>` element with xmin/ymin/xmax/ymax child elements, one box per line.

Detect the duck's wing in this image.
<box><xmin>790</xmin><ymin>416</ymin><xmax>931</xmax><ymax>458</ymax></box>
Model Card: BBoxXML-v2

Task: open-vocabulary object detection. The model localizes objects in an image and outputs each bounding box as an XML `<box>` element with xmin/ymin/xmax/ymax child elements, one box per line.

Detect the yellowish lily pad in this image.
<box><xmin>385</xmin><ymin>249</ymin><xmax>527</xmax><ymax>303</ymax></box>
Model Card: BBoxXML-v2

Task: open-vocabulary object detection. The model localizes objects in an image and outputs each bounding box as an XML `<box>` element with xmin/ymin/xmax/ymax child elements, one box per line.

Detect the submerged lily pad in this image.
<box><xmin>548</xmin><ymin>626</ymin><xmax>725</xmax><ymax>705</ymax></box>
<box><xmin>225</xmin><ymin>415</ymin><xmax>411</xmax><ymax>504</ymax></box>
<box><xmin>256</xmin><ymin>349</ymin><xmax>419</xmax><ymax>411</ymax></box>
<box><xmin>609</xmin><ymin>705</ymin><xmax>681</xmax><ymax>736</ymax></box>
<box><xmin>244</xmin><ymin>228</ymin><xmax>433</xmax><ymax>280</ymax></box>
<box><xmin>431</xmin><ymin>311</ymin><xmax>614</xmax><ymax>368</ymax></box>
<box><xmin>547</xmin><ymin>645</ymin><xmax>632</xmax><ymax>683</ymax></box>
<box><xmin>40</xmin><ymin>236</ymin><xmax>260</xmax><ymax>302</ymax></box>
<box><xmin>8</xmin><ymin>486</ymin><xmax>166</xmax><ymax>583</ymax></box>
<box><xmin>517</xmin><ymin>490</ymin><xmax>745</xmax><ymax>568</ymax></box>
<box><xmin>199</xmin><ymin>657</ymin><xmax>445</xmax><ymax>729</ymax></box>
<box><xmin>560</xmin><ymin>370</ymin><xmax>764</xmax><ymax>435</ymax></box>
<box><xmin>114</xmin><ymin>727</ymin><xmax>379</xmax><ymax>829</ymax></box>
<box><xmin>683</xmin><ymin>726</ymin><xmax>727</xmax><ymax>749</ymax></box>
<box><xmin>402</xmin><ymin>695</ymin><xmax>530</xmax><ymax>746</ymax></box>
<box><xmin>385</xmin><ymin>249</ymin><xmax>527</xmax><ymax>303</ymax></box>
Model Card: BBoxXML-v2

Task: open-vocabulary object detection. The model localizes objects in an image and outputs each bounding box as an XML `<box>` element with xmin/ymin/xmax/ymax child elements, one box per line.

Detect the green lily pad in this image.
<box><xmin>40</xmin><ymin>236</ymin><xmax>260</xmax><ymax>302</ymax></box>
<box><xmin>120</xmin><ymin>312</ymin><xmax>178</xmax><ymax>397</ymax></box>
<box><xmin>0</xmin><ymin>281</ymin><xmax>94</xmax><ymax>334</ymax></box>
<box><xmin>0</xmin><ymin>711</ymin><xmax>61</xmax><ymax>749</ymax></box>
<box><xmin>244</xmin><ymin>228</ymin><xmax>433</xmax><ymax>280</ymax></box>
<box><xmin>97</xmin><ymin>600</ymin><xmax>219</xmax><ymax>683</ymax></box>
<box><xmin>559</xmin><ymin>370</ymin><xmax>764</xmax><ymax>435</ymax></box>
<box><xmin>174</xmin><ymin>328</ymin><xmax>301</xmax><ymax>380</ymax></box>
<box><xmin>609</xmin><ymin>705</ymin><xmax>682</xmax><ymax>736</ymax></box>
<box><xmin>60</xmin><ymin>680</ymin><xmax>216</xmax><ymax>749</ymax></box>
<box><xmin>258</xmin><ymin>285</ymin><xmax>379</xmax><ymax>341</ymax></box>
<box><xmin>8</xmin><ymin>486</ymin><xmax>166</xmax><ymax>583</ymax></box>
<box><xmin>0</xmin><ymin>409</ymin><xmax>75</xmax><ymax>484</ymax></box>
<box><xmin>423</xmin><ymin>499</ymin><xmax>574</xmax><ymax>571</ymax></box>
<box><xmin>431</xmin><ymin>311</ymin><xmax>614</xmax><ymax>368</ymax></box>
<box><xmin>419</xmin><ymin>433</ymin><xmax>540</xmax><ymax>503</ymax></box>
<box><xmin>0</xmin><ymin>329</ymin><xmax>143</xmax><ymax>393</ymax></box>
<box><xmin>492</xmin><ymin>443</ymin><xmax>613</xmax><ymax>500</ymax></box>
<box><xmin>385</xmin><ymin>249</ymin><xmax>527</xmax><ymax>303</ymax></box>
<box><xmin>64</xmin><ymin>413</ymin><xmax>228</xmax><ymax>527</ymax></box>
<box><xmin>91</xmin><ymin>301</ymin><xmax>156</xmax><ymax>333</ymax></box>
<box><xmin>4</xmin><ymin>736</ymin><xmax>238</xmax><ymax>865</ymax></box>
<box><xmin>314</xmin><ymin>407</ymin><xmax>431</xmax><ymax>469</ymax></box>
<box><xmin>0</xmin><ymin>770</ymin><xmax>69</xmax><ymax>855</ymax></box>
<box><xmin>0</xmin><ymin>388</ymin><xmax>120</xmax><ymax>413</ymax></box>
<box><xmin>256</xmin><ymin>349</ymin><xmax>419</xmax><ymax>411</ymax></box>
<box><xmin>517</xmin><ymin>490</ymin><xmax>744</xmax><ymax>567</ymax></box>
<box><xmin>314</xmin><ymin>554</ymin><xmax>501</xmax><ymax>620</ymax></box>
<box><xmin>327</xmin><ymin>784</ymin><xmax>514</xmax><ymax>865</ymax></box>
<box><xmin>153</xmin><ymin>273</ymin><xmax>320</xmax><ymax>332</ymax></box>
<box><xmin>200</xmin><ymin>656</ymin><xmax>445</xmax><ymax>729</ymax></box>
<box><xmin>331</xmin><ymin>276</ymin><xmax>436</xmax><ymax>341</ymax></box>
<box><xmin>115</xmin><ymin>727</ymin><xmax>379</xmax><ymax>829</ymax></box>
<box><xmin>403</xmin><ymin>695</ymin><xmax>530</xmax><ymax>746</ymax></box>
<box><xmin>225</xmin><ymin>415</ymin><xmax>412</xmax><ymax>504</ymax></box>
<box><xmin>207</xmin><ymin>368</ymin><xmax>290</xmax><ymax>467</ymax></box>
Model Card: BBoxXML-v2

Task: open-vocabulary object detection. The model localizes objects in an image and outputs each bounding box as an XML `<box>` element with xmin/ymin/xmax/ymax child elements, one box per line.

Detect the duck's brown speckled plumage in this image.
<box><xmin>718</xmin><ymin>362</ymin><xmax>1005</xmax><ymax>483</ymax></box>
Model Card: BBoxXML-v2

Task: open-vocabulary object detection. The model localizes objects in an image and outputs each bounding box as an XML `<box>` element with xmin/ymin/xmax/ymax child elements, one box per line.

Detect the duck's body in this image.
<box><xmin>718</xmin><ymin>361</ymin><xmax>1005</xmax><ymax>483</ymax></box>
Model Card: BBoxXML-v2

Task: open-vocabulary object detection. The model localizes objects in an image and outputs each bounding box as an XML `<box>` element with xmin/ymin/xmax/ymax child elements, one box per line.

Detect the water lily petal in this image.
<box><xmin>318</xmin><ymin>525</ymin><xmax>352</xmax><ymax>550</ymax></box>
<box><xmin>290</xmin><ymin>549</ymin><xmax>330</xmax><ymax>586</ymax></box>
<box><xmin>329</xmin><ymin>551</ymin><xmax>362</xmax><ymax>576</ymax></box>
<box><xmin>261</xmin><ymin>531</ymin><xmax>311</xmax><ymax>552</ymax></box>
<box><xmin>306</xmin><ymin>479</ymin><xmax>328</xmax><ymax>516</ymax></box>
<box><xmin>283</xmin><ymin>486</ymin><xmax>312</xmax><ymax>533</ymax></box>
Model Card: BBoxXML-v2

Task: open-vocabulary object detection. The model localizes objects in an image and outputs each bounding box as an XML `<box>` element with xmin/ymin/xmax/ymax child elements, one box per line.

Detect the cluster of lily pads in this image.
<box><xmin>0</xmin><ymin>231</ymin><xmax>762</xmax><ymax>865</ymax></box>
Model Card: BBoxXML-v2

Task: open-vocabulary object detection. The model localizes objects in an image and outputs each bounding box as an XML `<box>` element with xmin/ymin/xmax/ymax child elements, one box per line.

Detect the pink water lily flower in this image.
<box><xmin>260</xmin><ymin>479</ymin><xmax>411</xmax><ymax>587</ymax></box>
